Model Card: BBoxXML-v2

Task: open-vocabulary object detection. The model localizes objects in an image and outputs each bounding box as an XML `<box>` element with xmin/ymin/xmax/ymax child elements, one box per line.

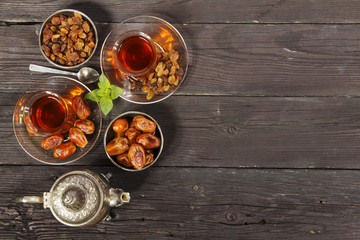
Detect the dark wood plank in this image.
<box><xmin>3</xmin><ymin>96</ymin><xmax>360</xmax><ymax>168</ymax></box>
<box><xmin>1</xmin><ymin>166</ymin><xmax>360</xmax><ymax>239</ymax></box>
<box><xmin>2</xmin><ymin>0</ymin><xmax>360</xmax><ymax>24</ymax></box>
<box><xmin>3</xmin><ymin>1</ymin><xmax>360</xmax><ymax>239</ymax></box>
<box><xmin>2</xmin><ymin>23</ymin><xmax>360</xmax><ymax>97</ymax></box>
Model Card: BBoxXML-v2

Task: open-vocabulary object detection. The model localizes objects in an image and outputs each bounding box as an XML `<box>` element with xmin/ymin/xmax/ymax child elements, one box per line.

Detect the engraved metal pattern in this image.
<box><xmin>51</xmin><ymin>174</ymin><xmax>100</xmax><ymax>224</ymax></box>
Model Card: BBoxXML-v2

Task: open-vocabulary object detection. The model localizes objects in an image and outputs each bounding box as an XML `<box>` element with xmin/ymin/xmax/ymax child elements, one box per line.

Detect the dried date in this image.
<box><xmin>69</xmin><ymin>127</ymin><xmax>88</xmax><ymax>148</ymax></box>
<box><xmin>136</xmin><ymin>133</ymin><xmax>161</xmax><ymax>149</ymax></box>
<box><xmin>53</xmin><ymin>141</ymin><xmax>76</xmax><ymax>159</ymax></box>
<box><xmin>106</xmin><ymin>137</ymin><xmax>129</xmax><ymax>156</ymax></box>
<box><xmin>145</xmin><ymin>153</ymin><xmax>154</xmax><ymax>166</ymax></box>
<box><xmin>72</xmin><ymin>95</ymin><xmax>91</xmax><ymax>119</ymax></box>
<box><xmin>41</xmin><ymin>134</ymin><xmax>64</xmax><ymax>150</ymax></box>
<box><xmin>125</xmin><ymin>127</ymin><xmax>141</xmax><ymax>144</ymax></box>
<box><xmin>74</xmin><ymin>119</ymin><xmax>95</xmax><ymax>134</ymax></box>
<box><xmin>128</xmin><ymin>144</ymin><xmax>146</xmax><ymax>169</ymax></box>
<box><xmin>112</xmin><ymin>118</ymin><xmax>129</xmax><ymax>134</ymax></box>
<box><xmin>116</xmin><ymin>153</ymin><xmax>132</xmax><ymax>167</ymax></box>
<box><xmin>131</xmin><ymin>115</ymin><xmax>156</xmax><ymax>133</ymax></box>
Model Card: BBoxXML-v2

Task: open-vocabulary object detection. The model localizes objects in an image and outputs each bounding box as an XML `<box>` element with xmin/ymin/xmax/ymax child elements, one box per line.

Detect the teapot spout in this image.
<box><xmin>121</xmin><ymin>192</ymin><xmax>131</xmax><ymax>203</ymax></box>
<box><xmin>109</xmin><ymin>188</ymin><xmax>130</xmax><ymax>207</ymax></box>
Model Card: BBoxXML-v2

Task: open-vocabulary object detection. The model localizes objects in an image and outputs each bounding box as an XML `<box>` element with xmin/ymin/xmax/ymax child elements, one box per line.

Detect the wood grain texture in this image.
<box><xmin>1</xmin><ymin>166</ymin><xmax>360</xmax><ymax>239</ymax></box>
<box><xmin>2</xmin><ymin>23</ymin><xmax>360</xmax><ymax>97</ymax></box>
<box><xmin>2</xmin><ymin>0</ymin><xmax>360</xmax><ymax>24</ymax></box>
<box><xmin>4</xmin><ymin>96</ymin><xmax>360</xmax><ymax>168</ymax></box>
<box><xmin>2</xmin><ymin>0</ymin><xmax>360</xmax><ymax>239</ymax></box>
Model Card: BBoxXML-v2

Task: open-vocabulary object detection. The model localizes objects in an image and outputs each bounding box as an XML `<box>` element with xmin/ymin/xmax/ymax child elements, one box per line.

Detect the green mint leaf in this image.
<box><xmin>110</xmin><ymin>85</ymin><xmax>124</xmax><ymax>100</ymax></box>
<box><xmin>98</xmin><ymin>73</ymin><xmax>111</xmax><ymax>89</ymax></box>
<box><xmin>100</xmin><ymin>96</ymin><xmax>113</xmax><ymax>116</ymax></box>
<box><xmin>85</xmin><ymin>90</ymin><xmax>101</xmax><ymax>102</ymax></box>
<box><xmin>96</xmin><ymin>88</ymin><xmax>106</xmax><ymax>97</ymax></box>
<box><xmin>84</xmin><ymin>73</ymin><xmax>122</xmax><ymax>116</ymax></box>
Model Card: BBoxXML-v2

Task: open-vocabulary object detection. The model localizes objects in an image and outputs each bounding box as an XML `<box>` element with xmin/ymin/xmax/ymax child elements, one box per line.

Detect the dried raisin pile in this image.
<box><xmin>131</xmin><ymin>49</ymin><xmax>184</xmax><ymax>100</ymax></box>
<box><xmin>41</xmin><ymin>12</ymin><xmax>96</xmax><ymax>66</ymax></box>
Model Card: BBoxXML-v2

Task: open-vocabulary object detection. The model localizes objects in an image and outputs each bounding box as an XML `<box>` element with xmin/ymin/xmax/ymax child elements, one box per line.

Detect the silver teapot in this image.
<box><xmin>16</xmin><ymin>169</ymin><xmax>130</xmax><ymax>227</ymax></box>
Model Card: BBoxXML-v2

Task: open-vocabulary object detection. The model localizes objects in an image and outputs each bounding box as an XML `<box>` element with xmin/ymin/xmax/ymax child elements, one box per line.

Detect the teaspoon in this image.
<box><xmin>29</xmin><ymin>64</ymin><xmax>100</xmax><ymax>84</ymax></box>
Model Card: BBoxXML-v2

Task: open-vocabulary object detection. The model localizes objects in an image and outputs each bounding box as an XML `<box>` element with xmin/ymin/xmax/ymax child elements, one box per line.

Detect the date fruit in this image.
<box><xmin>112</xmin><ymin>118</ymin><xmax>129</xmax><ymax>134</ymax></box>
<box><xmin>74</xmin><ymin>119</ymin><xmax>95</xmax><ymax>134</ymax></box>
<box><xmin>131</xmin><ymin>115</ymin><xmax>156</xmax><ymax>133</ymax></box>
<box><xmin>116</xmin><ymin>153</ymin><xmax>132</xmax><ymax>167</ymax></box>
<box><xmin>72</xmin><ymin>95</ymin><xmax>91</xmax><ymax>119</ymax></box>
<box><xmin>145</xmin><ymin>153</ymin><xmax>154</xmax><ymax>166</ymax></box>
<box><xmin>128</xmin><ymin>144</ymin><xmax>146</xmax><ymax>169</ymax></box>
<box><xmin>125</xmin><ymin>127</ymin><xmax>141</xmax><ymax>144</ymax></box>
<box><xmin>136</xmin><ymin>133</ymin><xmax>161</xmax><ymax>149</ymax></box>
<box><xmin>106</xmin><ymin>137</ymin><xmax>129</xmax><ymax>156</ymax></box>
<box><xmin>41</xmin><ymin>134</ymin><xmax>64</xmax><ymax>150</ymax></box>
<box><xmin>53</xmin><ymin>141</ymin><xmax>76</xmax><ymax>159</ymax></box>
<box><xmin>69</xmin><ymin>127</ymin><xmax>88</xmax><ymax>148</ymax></box>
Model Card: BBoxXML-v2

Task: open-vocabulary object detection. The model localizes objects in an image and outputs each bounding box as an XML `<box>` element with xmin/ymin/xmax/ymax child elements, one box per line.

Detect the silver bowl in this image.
<box><xmin>39</xmin><ymin>9</ymin><xmax>98</xmax><ymax>69</ymax></box>
<box><xmin>104</xmin><ymin>111</ymin><xmax>164</xmax><ymax>171</ymax></box>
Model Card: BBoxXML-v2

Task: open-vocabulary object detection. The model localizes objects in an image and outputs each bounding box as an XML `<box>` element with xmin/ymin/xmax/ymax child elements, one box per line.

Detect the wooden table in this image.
<box><xmin>2</xmin><ymin>1</ymin><xmax>360</xmax><ymax>239</ymax></box>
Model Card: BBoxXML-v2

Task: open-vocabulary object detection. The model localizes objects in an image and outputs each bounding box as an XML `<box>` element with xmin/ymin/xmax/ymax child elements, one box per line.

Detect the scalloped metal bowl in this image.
<box><xmin>39</xmin><ymin>9</ymin><xmax>98</xmax><ymax>69</ymax></box>
<box><xmin>13</xmin><ymin>76</ymin><xmax>102</xmax><ymax>165</ymax></box>
<box><xmin>104</xmin><ymin>111</ymin><xmax>164</xmax><ymax>171</ymax></box>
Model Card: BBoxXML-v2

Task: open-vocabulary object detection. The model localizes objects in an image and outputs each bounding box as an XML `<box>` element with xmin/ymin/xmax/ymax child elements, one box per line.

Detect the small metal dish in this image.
<box><xmin>104</xmin><ymin>111</ymin><xmax>164</xmax><ymax>171</ymax></box>
<box><xmin>39</xmin><ymin>9</ymin><xmax>98</xmax><ymax>69</ymax></box>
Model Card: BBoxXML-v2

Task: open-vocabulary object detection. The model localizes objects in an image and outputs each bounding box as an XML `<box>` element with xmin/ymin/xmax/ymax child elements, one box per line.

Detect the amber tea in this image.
<box><xmin>113</xmin><ymin>32</ymin><xmax>157</xmax><ymax>76</ymax></box>
<box><xmin>29</xmin><ymin>94</ymin><xmax>65</xmax><ymax>131</ymax></box>
<box><xmin>24</xmin><ymin>91</ymin><xmax>75</xmax><ymax>136</ymax></box>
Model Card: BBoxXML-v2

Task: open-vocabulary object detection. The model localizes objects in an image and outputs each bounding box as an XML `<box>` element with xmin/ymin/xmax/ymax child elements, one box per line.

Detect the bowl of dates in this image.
<box><xmin>104</xmin><ymin>111</ymin><xmax>164</xmax><ymax>171</ymax></box>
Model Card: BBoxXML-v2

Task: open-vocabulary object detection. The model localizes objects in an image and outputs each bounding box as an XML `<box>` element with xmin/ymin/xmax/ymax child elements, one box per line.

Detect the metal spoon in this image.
<box><xmin>29</xmin><ymin>64</ymin><xmax>100</xmax><ymax>84</ymax></box>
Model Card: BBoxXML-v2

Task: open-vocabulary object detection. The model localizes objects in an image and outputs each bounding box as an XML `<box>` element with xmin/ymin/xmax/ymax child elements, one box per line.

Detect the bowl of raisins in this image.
<box><xmin>39</xmin><ymin>9</ymin><xmax>98</xmax><ymax>69</ymax></box>
<box><xmin>104</xmin><ymin>111</ymin><xmax>164</xmax><ymax>171</ymax></box>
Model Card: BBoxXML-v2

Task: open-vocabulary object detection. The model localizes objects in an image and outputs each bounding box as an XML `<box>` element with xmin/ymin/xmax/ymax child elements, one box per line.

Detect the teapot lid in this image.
<box><xmin>46</xmin><ymin>170</ymin><xmax>103</xmax><ymax>226</ymax></box>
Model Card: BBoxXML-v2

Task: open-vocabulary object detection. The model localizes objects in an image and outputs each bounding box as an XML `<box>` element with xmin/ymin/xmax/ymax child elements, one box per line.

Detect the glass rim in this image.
<box><xmin>112</xmin><ymin>31</ymin><xmax>158</xmax><ymax>77</ymax></box>
<box><xmin>23</xmin><ymin>90</ymin><xmax>72</xmax><ymax>136</ymax></box>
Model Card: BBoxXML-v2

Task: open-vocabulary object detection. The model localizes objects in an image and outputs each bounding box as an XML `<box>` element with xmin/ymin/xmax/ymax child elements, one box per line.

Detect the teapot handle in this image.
<box><xmin>15</xmin><ymin>192</ymin><xmax>50</xmax><ymax>209</ymax></box>
<box><xmin>15</xmin><ymin>196</ymin><xmax>43</xmax><ymax>204</ymax></box>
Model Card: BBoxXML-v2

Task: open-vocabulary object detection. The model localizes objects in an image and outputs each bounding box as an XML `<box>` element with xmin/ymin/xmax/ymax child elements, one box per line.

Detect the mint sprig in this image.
<box><xmin>85</xmin><ymin>74</ymin><xmax>123</xmax><ymax>116</ymax></box>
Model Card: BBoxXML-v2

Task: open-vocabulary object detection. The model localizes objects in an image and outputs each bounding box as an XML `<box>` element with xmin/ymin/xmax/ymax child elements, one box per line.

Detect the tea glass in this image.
<box><xmin>112</xmin><ymin>31</ymin><xmax>158</xmax><ymax>77</ymax></box>
<box><xmin>22</xmin><ymin>90</ymin><xmax>76</xmax><ymax>136</ymax></box>
<box><xmin>100</xmin><ymin>15</ymin><xmax>189</xmax><ymax>104</ymax></box>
